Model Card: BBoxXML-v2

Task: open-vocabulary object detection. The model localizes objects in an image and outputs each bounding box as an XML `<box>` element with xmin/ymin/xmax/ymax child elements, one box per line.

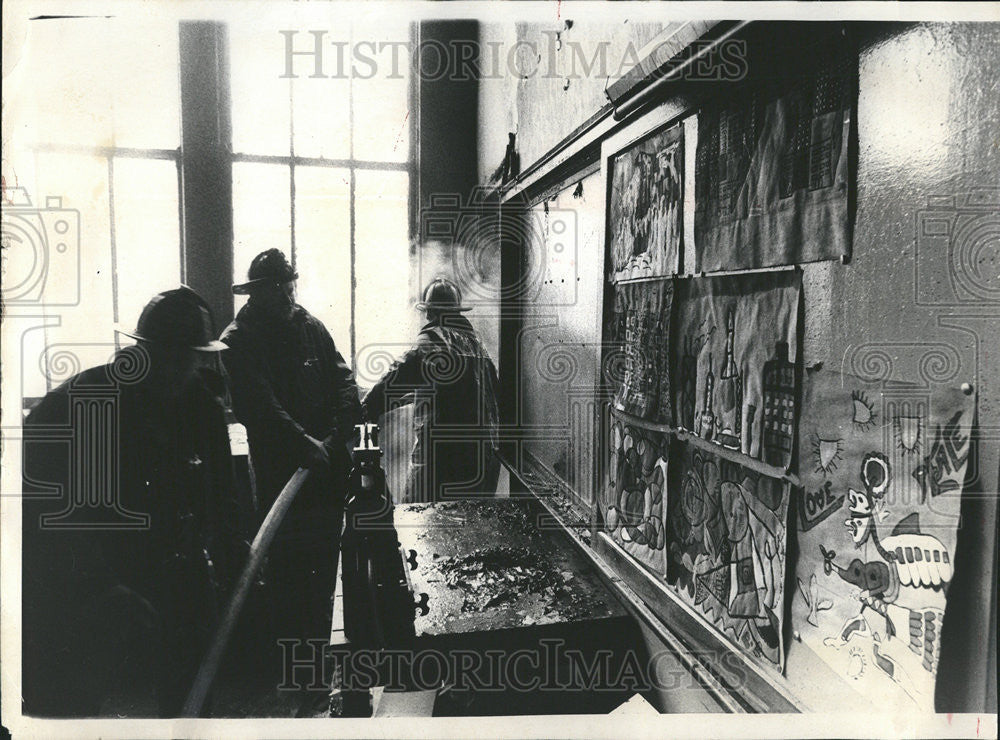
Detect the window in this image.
<box><xmin>228</xmin><ymin>19</ymin><xmax>414</xmax><ymax>377</ymax></box>
<box><xmin>17</xmin><ymin>17</ymin><xmax>182</xmax><ymax>399</ymax></box>
<box><xmin>10</xmin><ymin>14</ymin><xmax>415</xmax><ymax>403</ymax></box>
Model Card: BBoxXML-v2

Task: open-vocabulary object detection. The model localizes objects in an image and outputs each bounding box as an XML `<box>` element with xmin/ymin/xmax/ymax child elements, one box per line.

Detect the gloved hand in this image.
<box><xmin>323</xmin><ymin>431</ymin><xmax>353</xmax><ymax>472</ymax></box>
<box><xmin>302</xmin><ymin>434</ymin><xmax>331</xmax><ymax>471</ymax></box>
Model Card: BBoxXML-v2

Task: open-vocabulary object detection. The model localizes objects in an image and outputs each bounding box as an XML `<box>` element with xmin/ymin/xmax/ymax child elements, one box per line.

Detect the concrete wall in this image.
<box><xmin>478</xmin><ymin>20</ymin><xmax>666</xmax><ymax>183</ymax></box>
<box><xmin>828</xmin><ymin>27</ymin><xmax>999</xmax><ymax>708</ymax></box>
<box><xmin>478</xmin><ymin>19</ymin><xmax>1000</xmax><ymax>711</ymax></box>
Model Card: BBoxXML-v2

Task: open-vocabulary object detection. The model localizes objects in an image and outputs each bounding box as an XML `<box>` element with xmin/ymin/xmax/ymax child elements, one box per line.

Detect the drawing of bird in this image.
<box><xmin>877</xmin><ymin>513</ymin><xmax>953</xmax><ymax>592</ymax></box>
<box><xmin>822</xmin><ymin>512</ymin><xmax>951</xmax><ymax>649</ymax></box>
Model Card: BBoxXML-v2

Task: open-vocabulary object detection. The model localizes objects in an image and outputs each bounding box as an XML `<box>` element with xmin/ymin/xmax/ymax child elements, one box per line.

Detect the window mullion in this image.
<box><xmin>348</xmin><ymin>25</ymin><xmax>357</xmax><ymax>366</ymax></box>
<box><xmin>108</xmin><ymin>155</ymin><xmax>119</xmax><ymax>326</ymax></box>
<box><xmin>176</xmin><ymin>155</ymin><xmax>186</xmax><ymax>282</ymax></box>
<box><xmin>289</xmin><ymin>77</ymin><xmax>296</xmax><ymax>270</ymax></box>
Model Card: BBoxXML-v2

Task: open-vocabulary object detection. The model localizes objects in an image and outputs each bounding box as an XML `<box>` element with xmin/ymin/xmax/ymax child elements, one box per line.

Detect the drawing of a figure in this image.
<box><xmin>819</xmin><ymin>452</ymin><xmax>952</xmax><ymax>704</ymax></box>
<box><xmin>629</xmin><ymin>151</ymin><xmax>654</xmax><ymax>260</ymax></box>
<box><xmin>671</xmin><ymin>450</ymin><xmax>787</xmax><ymax>666</ymax></box>
<box><xmin>610</xmin><ymin>126</ymin><xmax>682</xmax><ymax>280</ymax></box>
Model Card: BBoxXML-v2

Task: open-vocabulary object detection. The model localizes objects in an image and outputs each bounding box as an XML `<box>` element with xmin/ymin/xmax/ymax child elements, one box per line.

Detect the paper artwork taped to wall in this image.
<box><xmin>671</xmin><ymin>271</ymin><xmax>801</xmax><ymax>467</ymax></box>
<box><xmin>608</xmin><ymin>122</ymin><xmax>683</xmax><ymax>281</ymax></box>
<box><xmin>604</xmin><ymin>410</ymin><xmax>670</xmax><ymax>577</ymax></box>
<box><xmin>694</xmin><ymin>58</ymin><xmax>852</xmax><ymax>272</ymax></box>
<box><xmin>666</xmin><ymin>444</ymin><xmax>791</xmax><ymax>669</ymax></box>
<box><xmin>793</xmin><ymin>368</ymin><xmax>974</xmax><ymax>712</ymax></box>
<box><xmin>606</xmin><ymin>279</ymin><xmax>673</xmax><ymax>423</ymax></box>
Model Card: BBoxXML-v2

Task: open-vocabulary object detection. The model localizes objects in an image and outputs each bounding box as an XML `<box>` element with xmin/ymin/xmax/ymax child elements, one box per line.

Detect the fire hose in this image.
<box><xmin>182</xmin><ymin>422</ymin><xmax>424</xmax><ymax>716</ymax></box>
<box><xmin>181</xmin><ymin>466</ymin><xmax>311</xmax><ymax>718</ymax></box>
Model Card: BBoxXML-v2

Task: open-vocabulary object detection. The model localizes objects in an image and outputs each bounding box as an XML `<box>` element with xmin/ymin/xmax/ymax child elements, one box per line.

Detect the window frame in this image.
<box><xmin>228</xmin><ymin>21</ymin><xmax>418</xmax><ymax>365</ymax></box>
<box><xmin>28</xmin><ymin>19</ymin><xmax>418</xmax><ymax>391</ymax></box>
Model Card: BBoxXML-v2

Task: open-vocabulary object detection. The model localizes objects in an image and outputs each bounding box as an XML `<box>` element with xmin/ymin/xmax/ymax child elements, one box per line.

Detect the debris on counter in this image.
<box><xmin>435</xmin><ymin>545</ymin><xmax>561</xmax><ymax>613</ymax></box>
<box><xmin>515</xmin><ymin>460</ymin><xmax>593</xmax><ymax>534</ymax></box>
<box><xmin>395</xmin><ymin>498</ymin><xmax>625</xmax><ymax>633</ymax></box>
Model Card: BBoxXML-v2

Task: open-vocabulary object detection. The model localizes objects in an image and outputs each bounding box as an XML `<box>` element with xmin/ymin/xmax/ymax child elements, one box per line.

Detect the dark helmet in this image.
<box><xmin>415</xmin><ymin>277</ymin><xmax>472</xmax><ymax>312</ymax></box>
<box><xmin>118</xmin><ymin>285</ymin><xmax>226</xmax><ymax>352</ymax></box>
<box><xmin>232</xmin><ymin>248</ymin><xmax>299</xmax><ymax>295</ymax></box>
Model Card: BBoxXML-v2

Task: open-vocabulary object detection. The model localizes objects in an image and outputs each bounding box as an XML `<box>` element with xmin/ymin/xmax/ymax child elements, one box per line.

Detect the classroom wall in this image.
<box><xmin>477</xmin><ymin>20</ymin><xmax>1000</xmax><ymax>711</ymax></box>
<box><xmin>829</xmin><ymin>26</ymin><xmax>999</xmax><ymax>709</ymax></box>
<box><xmin>478</xmin><ymin>20</ymin><xmax>666</xmax><ymax>183</ymax></box>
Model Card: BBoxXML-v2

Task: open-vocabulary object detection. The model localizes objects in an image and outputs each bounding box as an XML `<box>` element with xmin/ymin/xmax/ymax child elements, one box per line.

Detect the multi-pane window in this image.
<box><xmin>229</xmin><ymin>20</ymin><xmax>414</xmax><ymax>377</ymax></box>
<box><xmin>12</xmin><ymin>15</ymin><xmax>415</xmax><ymax>403</ymax></box>
<box><xmin>16</xmin><ymin>17</ymin><xmax>182</xmax><ymax>400</ymax></box>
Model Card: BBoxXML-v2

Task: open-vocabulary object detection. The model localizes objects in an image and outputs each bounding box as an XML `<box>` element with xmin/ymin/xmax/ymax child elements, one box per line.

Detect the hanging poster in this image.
<box><xmin>607</xmin><ymin>122</ymin><xmax>683</xmax><ymax>281</ymax></box>
<box><xmin>666</xmin><ymin>443</ymin><xmax>791</xmax><ymax>669</ymax></box>
<box><xmin>604</xmin><ymin>409</ymin><xmax>670</xmax><ymax>577</ymax></box>
<box><xmin>606</xmin><ymin>279</ymin><xmax>673</xmax><ymax>423</ymax></box>
<box><xmin>792</xmin><ymin>368</ymin><xmax>974</xmax><ymax>712</ymax></box>
<box><xmin>693</xmin><ymin>58</ymin><xmax>853</xmax><ymax>272</ymax></box>
<box><xmin>671</xmin><ymin>271</ymin><xmax>801</xmax><ymax>467</ymax></box>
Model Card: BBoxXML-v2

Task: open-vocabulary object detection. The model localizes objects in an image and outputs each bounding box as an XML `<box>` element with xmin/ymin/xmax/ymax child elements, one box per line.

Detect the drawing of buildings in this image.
<box><xmin>761</xmin><ymin>341</ymin><xmax>795</xmax><ymax>465</ymax></box>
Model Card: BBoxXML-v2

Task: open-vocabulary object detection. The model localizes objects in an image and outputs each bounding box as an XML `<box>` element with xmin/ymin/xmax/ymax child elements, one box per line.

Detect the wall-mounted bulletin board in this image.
<box><xmin>599</xmin><ymin>106</ymin><xmax>694</xmax><ymax>578</ymax></box>
<box><xmin>592</xmin><ymin>51</ymin><xmax>878</xmax><ymax>708</ymax></box>
<box><xmin>515</xmin><ymin>168</ymin><xmax>606</xmax><ymax>510</ymax></box>
<box><xmin>501</xmin><ymin>21</ymin><xmax>990</xmax><ymax>715</ymax></box>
